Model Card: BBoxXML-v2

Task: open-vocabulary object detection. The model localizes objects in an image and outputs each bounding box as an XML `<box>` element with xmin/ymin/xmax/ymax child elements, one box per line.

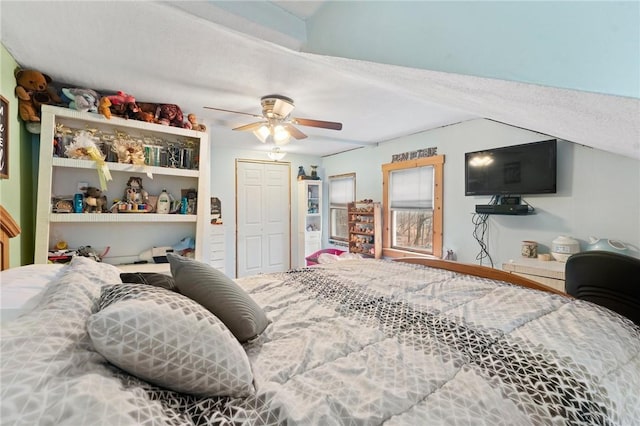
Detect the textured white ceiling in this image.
<box><xmin>1</xmin><ymin>1</ymin><xmax>638</xmax><ymax>159</ymax></box>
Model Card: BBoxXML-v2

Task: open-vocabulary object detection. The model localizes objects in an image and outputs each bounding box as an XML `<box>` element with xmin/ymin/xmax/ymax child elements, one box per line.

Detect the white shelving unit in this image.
<box><xmin>298</xmin><ymin>179</ymin><xmax>322</xmax><ymax>267</ymax></box>
<box><xmin>348</xmin><ymin>201</ymin><xmax>382</xmax><ymax>259</ymax></box>
<box><xmin>35</xmin><ymin>105</ymin><xmax>209</xmax><ymax>267</ymax></box>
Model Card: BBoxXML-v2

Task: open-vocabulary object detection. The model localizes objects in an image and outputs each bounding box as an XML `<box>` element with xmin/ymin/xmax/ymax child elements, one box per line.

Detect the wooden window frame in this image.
<box><xmin>328</xmin><ymin>172</ymin><xmax>356</xmax><ymax>243</ymax></box>
<box><xmin>382</xmin><ymin>155</ymin><xmax>444</xmax><ymax>259</ymax></box>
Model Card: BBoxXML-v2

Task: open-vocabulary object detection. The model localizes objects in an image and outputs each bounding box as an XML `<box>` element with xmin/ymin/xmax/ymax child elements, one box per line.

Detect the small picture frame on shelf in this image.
<box><xmin>210</xmin><ymin>197</ymin><xmax>222</xmax><ymax>224</ymax></box>
<box><xmin>51</xmin><ymin>195</ymin><xmax>74</xmax><ymax>213</ymax></box>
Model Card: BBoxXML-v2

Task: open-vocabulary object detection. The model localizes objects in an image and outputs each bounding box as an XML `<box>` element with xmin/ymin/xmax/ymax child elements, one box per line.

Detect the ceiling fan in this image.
<box><xmin>204</xmin><ymin>95</ymin><xmax>342</xmax><ymax>145</ymax></box>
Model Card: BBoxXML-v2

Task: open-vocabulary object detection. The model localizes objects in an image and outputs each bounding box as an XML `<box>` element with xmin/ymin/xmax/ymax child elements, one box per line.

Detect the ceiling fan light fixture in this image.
<box><xmin>253</xmin><ymin>125</ymin><xmax>270</xmax><ymax>143</ymax></box>
<box><xmin>206</xmin><ymin>94</ymin><xmax>342</xmax><ymax>145</ymax></box>
<box><xmin>267</xmin><ymin>147</ymin><xmax>287</xmax><ymax>161</ymax></box>
<box><xmin>272</xmin><ymin>124</ymin><xmax>291</xmax><ymax>145</ymax></box>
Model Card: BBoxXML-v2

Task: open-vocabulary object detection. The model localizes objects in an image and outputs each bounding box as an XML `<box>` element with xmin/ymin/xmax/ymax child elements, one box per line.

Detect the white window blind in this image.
<box><xmin>390</xmin><ymin>166</ymin><xmax>434</xmax><ymax>209</ymax></box>
<box><xmin>329</xmin><ymin>176</ymin><xmax>355</xmax><ymax>207</ymax></box>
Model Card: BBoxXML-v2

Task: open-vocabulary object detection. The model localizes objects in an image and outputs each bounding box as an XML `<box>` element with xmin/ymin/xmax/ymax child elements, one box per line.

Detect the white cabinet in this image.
<box><xmin>298</xmin><ymin>180</ymin><xmax>322</xmax><ymax>266</ymax></box>
<box><xmin>35</xmin><ymin>105</ymin><xmax>209</xmax><ymax>266</ymax></box>
<box><xmin>502</xmin><ymin>258</ymin><xmax>566</xmax><ymax>293</ymax></box>
<box><xmin>209</xmin><ymin>225</ymin><xmax>225</xmax><ymax>274</ymax></box>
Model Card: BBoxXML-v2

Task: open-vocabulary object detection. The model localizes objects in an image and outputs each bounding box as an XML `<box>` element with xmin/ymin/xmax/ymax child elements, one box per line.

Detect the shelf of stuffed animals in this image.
<box><xmin>347</xmin><ymin>201</ymin><xmax>382</xmax><ymax>259</ymax></box>
<box><xmin>43</xmin><ymin>104</ymin><xmax>206</xmax><ymax>138</ymax></box>
<box><xmin>34</xmin><ymin>105</ymin><xmax>210</xmax><ymax>266</ymax></box>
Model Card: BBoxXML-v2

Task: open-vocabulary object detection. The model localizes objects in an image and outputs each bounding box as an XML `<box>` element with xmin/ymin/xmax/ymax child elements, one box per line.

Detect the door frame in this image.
<box><xmin>235</xmin><ymin>159</ymin><xmax>292</xmax><ymax>276</ymax></box>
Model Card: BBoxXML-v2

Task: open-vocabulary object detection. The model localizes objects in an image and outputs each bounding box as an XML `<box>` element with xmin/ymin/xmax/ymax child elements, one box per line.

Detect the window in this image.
<box><xmin>328</xmin><ymin>173</ymin><xmax>355</xmax><ymax>242</ymax></box>
<box><xmin>382</xmin><ymin>156</ymin><xmax>444</xmax><ymax>258</ymax></box>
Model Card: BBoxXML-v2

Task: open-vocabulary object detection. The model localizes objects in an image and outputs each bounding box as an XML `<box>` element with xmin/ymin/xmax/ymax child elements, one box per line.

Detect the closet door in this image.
<box><xmin>236</xmin><ymin>160</ymin><xmax>290</xmax><ymax>277</ymax></box>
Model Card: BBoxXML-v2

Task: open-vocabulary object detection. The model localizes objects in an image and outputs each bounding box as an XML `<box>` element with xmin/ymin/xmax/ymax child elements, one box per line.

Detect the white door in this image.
<box><xmin>236</xmin><ymin>160</ymin><xmax>291</xmax><ymax>277</ymax></box>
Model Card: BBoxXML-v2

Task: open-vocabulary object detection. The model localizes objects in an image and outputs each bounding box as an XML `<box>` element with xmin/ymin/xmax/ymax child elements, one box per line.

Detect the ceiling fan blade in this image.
<box><xmin>283</xmin><ymin>123</ymin><xmax>307</xmax><ymax>140</ymax></box>
<box><xmin>292</xmin><ymin>117</ymin><xmax>343</xmax><ymax>131</ymax></box>
<box><xmin>204</xmin><ymin>106</ymin><xmax>262</xmax><ymax>119</ymax></box>
<box><xmin>233</xmin><ymin>121</ymin><xmax>267</xmax><ymax>132</ymax></box>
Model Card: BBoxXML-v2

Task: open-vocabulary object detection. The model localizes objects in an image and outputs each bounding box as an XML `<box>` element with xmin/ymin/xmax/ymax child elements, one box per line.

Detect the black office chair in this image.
<box><xmin>565</xmin><ymin>251</ymin><xmax>640</xmax><ymax>325</ymax></box>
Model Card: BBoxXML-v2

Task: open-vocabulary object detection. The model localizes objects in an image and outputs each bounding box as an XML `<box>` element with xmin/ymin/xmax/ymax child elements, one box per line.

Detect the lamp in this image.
<box><xmin>252</xmin><ymin>122</ymin><xmax>291</xmax><ymax>146</ymax></box>
<box><xmin>273</xmin><ymin>125</ymin><xmax>291</xmax><ymax>145</ymax></box>
<box><xmin>253</xmin><ymin>125</ymin><xmax>271</xmax><ymax>143</ymax></box>
<box><xmin>267</xmin><ymin>147</ymin><xmax>286</xmax><ymax>161</ymax></box>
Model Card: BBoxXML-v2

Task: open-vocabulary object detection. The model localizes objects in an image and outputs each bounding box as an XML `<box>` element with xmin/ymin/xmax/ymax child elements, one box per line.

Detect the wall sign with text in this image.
<box><xmin>391</xmin><ymin>147</ymin><xmax>437</xmax><ymax>163</ymax></box>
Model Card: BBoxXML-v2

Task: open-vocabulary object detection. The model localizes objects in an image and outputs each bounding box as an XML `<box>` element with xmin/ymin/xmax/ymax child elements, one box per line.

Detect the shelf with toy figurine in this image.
<box><xmin>349</xmin><ymin>229</ymin><xmax>375</xmax><ymax>236</ymax></box>
<box><xmin>34</xmin><ymin>105</ymin><xmax>210</xmax><ymax>266</ymax></box>
<box><xmin>347</xmin><ymin>200</ymin><xmax>382</xmax><ymax>259</ymax></box>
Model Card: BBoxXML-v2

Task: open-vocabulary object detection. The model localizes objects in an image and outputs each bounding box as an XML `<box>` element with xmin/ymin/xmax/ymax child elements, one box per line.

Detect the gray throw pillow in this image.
<box><xmin>120</xmin><ymin>272</ymin><xmax>178</xmax><ymax>292</ymax></box>
<box><xmin>87</xmin><ymin>284</ymin><xmax>255</xmax><ymax>397</ymax></box>
<box><xmin>167</xmin><ymin>253</ymin><xmax>269</xmax><ymax>342</ymax></box>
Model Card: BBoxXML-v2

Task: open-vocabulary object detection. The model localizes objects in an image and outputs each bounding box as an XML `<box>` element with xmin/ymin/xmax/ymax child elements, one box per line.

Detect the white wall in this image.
<box><xmin>321</xmin><ymin>119</ymin><xmax>640</xmax><ymax>269</ymax></box>
<box><xmin>208</xmin><ymin>127</ymin><xmax>322</xmax><ymax>276</ymax></box>
<box><xmin>209</xmin><ymin>119</ymin><xmax>639</xmax><ymax>274</ymax></box>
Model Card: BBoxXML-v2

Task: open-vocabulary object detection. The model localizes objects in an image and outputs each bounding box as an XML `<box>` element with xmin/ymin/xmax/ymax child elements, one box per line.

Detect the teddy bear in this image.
<box><xmin>14</xmin><ymin>68</ymin><xmax>61</xmax><ymax>123</ymax></box>
<box><xmin>82</xmin><ymin>186</ymin><xmax>108</xmax><ymax>213</ymax></box>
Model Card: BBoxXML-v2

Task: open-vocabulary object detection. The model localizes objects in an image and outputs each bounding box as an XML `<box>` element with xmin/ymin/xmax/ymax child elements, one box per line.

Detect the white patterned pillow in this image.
<box><xmin>87</xmin><ymin>284</ymin><xmax>255</xmax><ymax>397</ymax></box>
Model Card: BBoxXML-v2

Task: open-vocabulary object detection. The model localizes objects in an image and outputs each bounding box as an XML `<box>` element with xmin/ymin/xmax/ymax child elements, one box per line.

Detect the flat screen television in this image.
<box><xmin>465</xmin><ymin>139</ymin><xmax>557</xmax><ymax>196</ymax></box>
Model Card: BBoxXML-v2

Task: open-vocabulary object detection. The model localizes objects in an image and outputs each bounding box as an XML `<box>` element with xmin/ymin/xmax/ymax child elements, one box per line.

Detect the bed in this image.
<box><xmin>1</xmin><ymin>253</ymin><xmax>639</xmax><ymax>425</ymax></box>
<box><xmin>1</xmin><ymin>205</ymin><xmax>21</xmax><ymax>271</ymax></box>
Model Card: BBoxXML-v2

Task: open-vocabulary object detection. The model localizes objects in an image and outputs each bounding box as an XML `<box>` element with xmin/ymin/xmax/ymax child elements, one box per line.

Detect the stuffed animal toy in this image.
<box><xmin>134</xmin><ymin>110</ymin><xmax>155</xmax><ymax>123</ymax></box>
<box><xmin>106</xmin><ymin>91</ymin><xmax>139</xmax><ymax>119</ymax></box>
<box><xmin>61</xmin><ymin>88</ymin><xmax>100</xmax><ymax>113</ymax></box>
<box><xmin>137</xmin><ymin>102</ymin><xmax>188</xmax><ymax>128</ymax></box>
<box><xmin>118</xmin><ymin>102</ymin><xmax>141</xmax><ymax>120</ymax></box>
<box><xmin>123</xmin><ymin>177</ymin><xmax>149</xmax><ymax>204</ymax></box>
<box><xmin>98</xmin><ymin>97</ymin><xmax>112</xmax><ymax>119</ymax></box>
<box><xmin>187</xmin><ymin>113</ymin><xmax>206</xmax><ymax>132</ymax></box>
<box><xmin>107</xmin><ymin>91</ymin><xmax>135</xmax><ymax>107</ymax></box>
<box><xmin>82</xmin><ymin>186</ymin><xmax>108</xmax><ymax>213</ymax></box>
<box><xmin>14</xmin><ymin>68</ymin><xmax>61</xmax><ymax>123</ymax></box>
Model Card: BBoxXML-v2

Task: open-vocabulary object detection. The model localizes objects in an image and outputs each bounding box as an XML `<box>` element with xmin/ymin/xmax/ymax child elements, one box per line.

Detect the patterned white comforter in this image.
<box><xmin>2</xmin><ymin>257</ymin><xmax>639</xmax><ymax>425</ymax></box>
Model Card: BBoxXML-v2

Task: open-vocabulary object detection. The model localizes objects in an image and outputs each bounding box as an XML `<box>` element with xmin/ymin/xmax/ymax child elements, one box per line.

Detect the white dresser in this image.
<box><xmin>209</xmin><ymin>225</ymin><xmax>226</xmax><ymax>274</ymax></box>
<box><xmin>502</xmin><ymin>258</ymin><xmax>566</xmax><ymax>293</ymax></box>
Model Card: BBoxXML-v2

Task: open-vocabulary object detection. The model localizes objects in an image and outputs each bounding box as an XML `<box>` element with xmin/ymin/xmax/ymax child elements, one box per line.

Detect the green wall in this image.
<box><xmin>1</xmin><ymin>43</ymin><xmax>35</xmax><ymax>267</ymax></box>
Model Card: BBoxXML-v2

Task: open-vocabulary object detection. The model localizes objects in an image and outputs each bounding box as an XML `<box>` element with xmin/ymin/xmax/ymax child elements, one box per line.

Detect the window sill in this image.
<box><xmin>328</xmin><ymin>239</ymin><xmax>349</xmax><ymax>248</ymax></box>
<box><xmin>382</xmin><ymin>248</ymin><xmax>439</xmax><ymax>260</ymax></box>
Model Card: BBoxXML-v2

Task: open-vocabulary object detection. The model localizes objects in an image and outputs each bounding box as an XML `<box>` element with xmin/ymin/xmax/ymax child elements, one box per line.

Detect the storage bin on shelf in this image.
<box><xmin>305</xmin><ymin>248</ymin><xmax>345</xmax><ymax>266</ymax></box>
